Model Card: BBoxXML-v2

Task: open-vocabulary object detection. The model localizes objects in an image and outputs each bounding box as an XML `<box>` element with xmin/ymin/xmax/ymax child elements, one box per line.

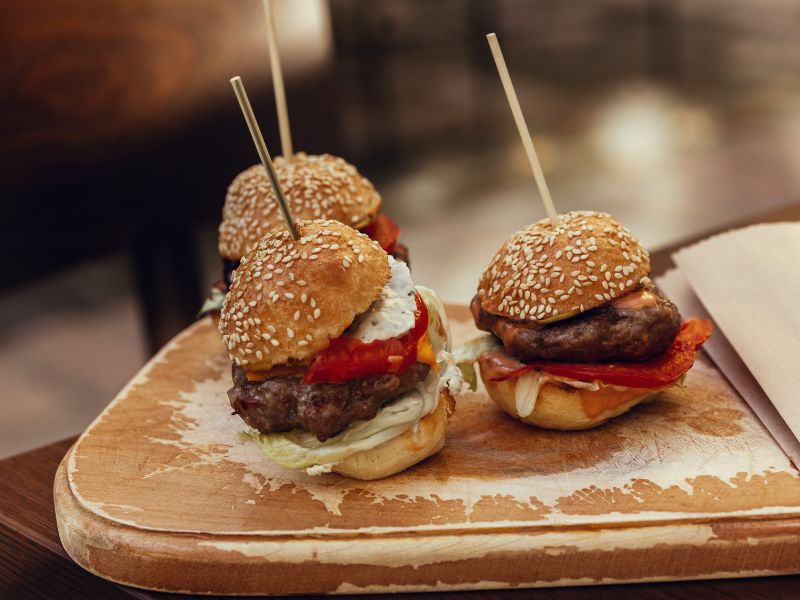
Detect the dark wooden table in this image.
<box><xmin>2</xmin><ymin>203</ymin><xmax>800</xmax><ymax>599</ymax></box>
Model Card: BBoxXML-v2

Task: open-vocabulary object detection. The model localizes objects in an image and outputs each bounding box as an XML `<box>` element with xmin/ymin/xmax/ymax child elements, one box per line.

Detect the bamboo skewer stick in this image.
<box><xmin>231</xmin><ymin>76</ymin><xmax>299</xmax><ymax>240</ymax></box>
<box><xmin>263</xmin><ymin>0</ymin><xmax>293</xmax><ymax>159</ymax></box>
<box><xmin>486</xmin><ymin>33</ymin><xmax>561</xmax><ymax>227</ymax></box>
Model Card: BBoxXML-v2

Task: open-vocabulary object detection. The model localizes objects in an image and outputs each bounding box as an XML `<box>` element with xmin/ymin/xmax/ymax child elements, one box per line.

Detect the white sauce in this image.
<box><xmin>348</xmin><ymin>256</ymin><xmax>416</xmax><ymax>342</ymax></box>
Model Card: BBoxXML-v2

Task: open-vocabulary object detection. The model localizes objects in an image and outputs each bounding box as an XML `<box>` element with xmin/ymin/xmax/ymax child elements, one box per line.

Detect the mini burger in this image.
<box><xmin>202</xmin><ymin>153</ymin><xmax>407</xmax><ymax>316</ymax></box>
<box><xmin>218</xmin><ymin>219</ymin><xmax>462</xmax><ymax>479</ymax></box>
<box><xmin>457</xmin><ymin>210</ymin><xmax>711</xmax><ymax>430</ymax></box>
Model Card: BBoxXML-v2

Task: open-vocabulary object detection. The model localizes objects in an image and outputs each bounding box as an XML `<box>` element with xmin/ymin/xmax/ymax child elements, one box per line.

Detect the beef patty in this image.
<box><xmin>228</xmin><ymin>362</ymin><xmax>430</xmax><ymax>442</ymax></box>
<box><xmin>472</xmin><ymin>285</ymin><xmax>681</xmax><ymax>363</ymax></box>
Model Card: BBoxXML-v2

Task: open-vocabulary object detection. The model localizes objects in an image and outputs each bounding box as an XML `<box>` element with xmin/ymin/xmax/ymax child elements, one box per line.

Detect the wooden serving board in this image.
<box><xmin>55</xmin><ymin>305</ymin><xmax>800</xmax><ymax>595</ymax></box>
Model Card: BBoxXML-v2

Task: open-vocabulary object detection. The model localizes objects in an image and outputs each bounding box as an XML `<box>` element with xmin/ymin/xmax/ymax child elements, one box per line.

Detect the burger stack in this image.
<box><xmin>218</xmin><ymin>220</ymin><xmax>463</xmax><ymax>480</ymax></box>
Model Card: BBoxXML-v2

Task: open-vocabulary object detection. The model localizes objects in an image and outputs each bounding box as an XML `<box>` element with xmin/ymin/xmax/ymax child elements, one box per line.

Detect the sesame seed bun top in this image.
<box><xmin>219</xmin><ymin>219</ymin><xmax>391</xmax><ymax>371</ymax></box>
<box><xmin>476</xmin><ymin>211</ymin><xmax>651</xmax><ymax>322</ymax></box>
<box><xmin>218</xmin><ymin>153</ymin><xmax>382</xmax><ymax>260</ymax></box>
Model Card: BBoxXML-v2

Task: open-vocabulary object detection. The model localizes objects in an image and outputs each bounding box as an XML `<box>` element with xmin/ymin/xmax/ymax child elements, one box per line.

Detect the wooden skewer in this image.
<box><xmin>486</xmin><ymin>33</ymin><xmax>561</xmax><ymax>227</ymax></box>
<box><xmin>230</xmin><ymin>76</ymin><xmax>299</xmax><ymax>240</ymax></box>
<box><xmin>263</xmin><ymin>0</ymin><xmax>293</xmax><ymax>159</ymax></box>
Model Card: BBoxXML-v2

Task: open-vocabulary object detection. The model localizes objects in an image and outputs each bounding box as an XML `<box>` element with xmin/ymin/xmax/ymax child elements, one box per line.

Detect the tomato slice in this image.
<box><xmin>303</xmin><ymin>292</ymin><xmax>428</xmax><ymax>384</ymax></box>
<box><xmin>360</xmin><ymin>214</ymin><xmax>400</xmax><ymax>254</ymax></box>
<box><xmin>495</xmin><ymin>319</ymin><xmax>712</xmax><ymax>388</ymax></box>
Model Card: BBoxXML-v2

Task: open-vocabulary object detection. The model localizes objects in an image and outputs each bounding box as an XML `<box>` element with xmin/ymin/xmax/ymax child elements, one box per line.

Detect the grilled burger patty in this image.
<box><xmin>472</xmin><ymin>286</ymin><xmax>682</xmax><ymax>363</ymax></box>
<box><xmin>228</xmin><ymin>362</ymin><xmax>431</xmax><ymax>442</ymax></box>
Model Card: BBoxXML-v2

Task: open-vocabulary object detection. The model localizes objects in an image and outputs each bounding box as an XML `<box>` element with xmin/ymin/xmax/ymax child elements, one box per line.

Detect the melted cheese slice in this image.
<box><xmin>416</xmin><ymin>333</ymin><xmax>439</xmax><ymax>371</ymax></box>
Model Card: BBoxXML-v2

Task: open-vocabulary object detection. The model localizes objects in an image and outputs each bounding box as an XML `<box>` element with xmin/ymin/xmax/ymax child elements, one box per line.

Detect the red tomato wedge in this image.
<box><xmin>495</xmin><ymin>319</ymin><xmax>712</xmax><ymax>388</ymax></box>
<box><xmin>303</xmin><ymin>292</ymin><xmax>428</xmax><ymax>384</ymax></box>
<box><xmin>360</xmin><ymin>214</ymin><xmax>400</xmax><ymax>254</ymax></box>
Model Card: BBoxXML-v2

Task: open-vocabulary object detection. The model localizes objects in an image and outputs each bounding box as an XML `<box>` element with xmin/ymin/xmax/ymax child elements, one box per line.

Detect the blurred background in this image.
<box><xmin>2</xmin><ymin>0</ymin><xmax>800</xmax><ymax>458</ymax></box>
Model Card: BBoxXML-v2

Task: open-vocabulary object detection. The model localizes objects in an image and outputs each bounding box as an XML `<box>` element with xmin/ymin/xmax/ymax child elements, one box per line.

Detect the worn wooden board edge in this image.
<box><xmin>54</xmin><ymin>448</ymin><xmax>800</xmax><ymax>596</ymax></box>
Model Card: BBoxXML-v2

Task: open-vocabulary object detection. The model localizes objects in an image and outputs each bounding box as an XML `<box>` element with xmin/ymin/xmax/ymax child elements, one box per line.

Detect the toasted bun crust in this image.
<box><xmin>219</xmin><ymin>153</ymin><xmax>382</xmax><ymax>260</ymax></box>
<box><xmin>332</xmin><ymin>390</ymin><xmax>454</xmax><ymax>480</ymax></box>
<box><xmin>481</xmin><ymin>367</ymin><xmax>661</xmax><ymax>430</ymax></box>
<box><xmin>477</xmin><ymin>211</ymin><xmax>650</xmax><ymax>323</ymax></box>
<box><xmin>218</xmin><ymin>220</ymin><xmax>390</xmax><ymax>371</ymax></box>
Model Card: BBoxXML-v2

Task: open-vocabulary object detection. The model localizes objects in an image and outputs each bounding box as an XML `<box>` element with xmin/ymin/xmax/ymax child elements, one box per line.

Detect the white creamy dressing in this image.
<box><xmin>348</xmin><ymin>256</ymin><xmax>416</xmax><ymax>342</ymax></box>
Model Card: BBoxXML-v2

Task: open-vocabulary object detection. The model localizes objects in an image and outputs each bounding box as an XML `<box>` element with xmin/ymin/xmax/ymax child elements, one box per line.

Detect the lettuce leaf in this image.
<box><xmin>452</xmin><ymin>334</ymin><xmax>501</xmax><ymax>391</ymax></box>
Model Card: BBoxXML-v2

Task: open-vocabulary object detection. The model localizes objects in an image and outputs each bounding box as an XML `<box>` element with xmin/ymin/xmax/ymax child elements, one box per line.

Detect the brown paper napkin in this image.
<box><xmin>655</xmin><ymin>223</ymin><xmax>800</xmax><ymax>466</ymax></box>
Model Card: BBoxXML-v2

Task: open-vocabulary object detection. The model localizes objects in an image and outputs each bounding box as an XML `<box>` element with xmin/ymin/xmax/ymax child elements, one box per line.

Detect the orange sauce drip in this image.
<box><xmin>579</xmin><ymin>386</ymin><xmax>657</xmax><ymax>417</ymax></box>
<box><xmin>612</xmin><ymin>287</ymin><xmax>658</xmax><ymax>310</ymax></box>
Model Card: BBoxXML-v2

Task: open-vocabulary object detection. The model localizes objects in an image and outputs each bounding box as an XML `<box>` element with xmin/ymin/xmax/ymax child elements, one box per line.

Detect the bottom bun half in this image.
<box><xmin>332</xmin><ymin>390</ymin><xmax>455</xmax><ymax>480</ymax></box>
<box><xmin>481</xmin><ymin>365</ymin><xmax>664</xmax><ymax>430</ymax></box>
